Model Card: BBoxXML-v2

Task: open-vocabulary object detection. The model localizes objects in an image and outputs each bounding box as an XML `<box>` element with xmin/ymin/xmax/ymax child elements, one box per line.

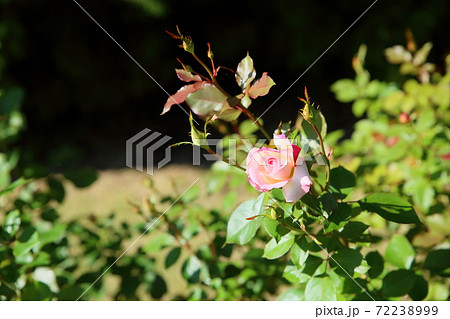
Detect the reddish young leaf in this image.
<box><xmin>248</xmin><ymin>72</ymin><xmax>275</xmax><ymax>99</ymax></box>
<box><xmin>176</xmin><ymin>69</ymin><xmax>202</xmax><ymax>82</ymax></box>
<box><xmin>161</xmin><ymin>81</ymin><xmax>205</xmax><ymax>114</ymax></box>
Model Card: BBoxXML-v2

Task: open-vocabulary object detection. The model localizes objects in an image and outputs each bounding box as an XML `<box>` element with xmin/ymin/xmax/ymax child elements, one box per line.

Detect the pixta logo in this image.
<box><xmin>126</xmin><ymin>128</ymin><xmax>327</xmax><ymax>175</ymax></box>
<box><xmin>126</xmin><ymin>129</ymin><xmax>172</xmax><ymax>175</ymax></box>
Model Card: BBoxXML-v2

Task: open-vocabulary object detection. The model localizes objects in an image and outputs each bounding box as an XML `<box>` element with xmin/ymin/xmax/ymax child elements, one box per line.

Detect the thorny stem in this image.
<box><xmin>192</xmin><ymin>52</ymin><xmax>272</xmax><ymax>141</ymax></box>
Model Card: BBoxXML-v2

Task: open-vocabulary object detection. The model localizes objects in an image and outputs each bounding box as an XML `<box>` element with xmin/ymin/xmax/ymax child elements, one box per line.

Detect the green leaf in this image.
<box><xmin>271</xmin><ymin>188</ymin><xmax>285</xmax><ymax>202</ymax></box>
<box><xmin>185</xmin><ymin>83</ymin><xmax>228</xmax><ymax>116</ymax></box>
<box><xmin>0</xmin><ymin>178</ymin><xmax>29</xmax><ymax>197</ymax></box>
<box><xmin>263</xmin><ymin>232</ymin><xmax>295</xmax><ymax>260</ymax></box>
<box><xmin>39</xmin><ymin>224</ymin><xmax>66</xmax><ymax>246</ymax></box>
<box><xmin>235</xmin><ymin>53</ymin><xmax>256</xmax><ymax>90</ymax></box>
<box><xmin>21</xmin><ymin>282</ymin><xmax>53</xmax><ymax>301</ymax></box>
<box><xmin>423</xmin><ymin>249</ymin><xmax>450</xmax><ymax>273</ymax></box>
<box><xmin>182</xmin><ymin>185</ymin><xmax>200</xmax><ymax>203</ymax></box>
<box><xmin>331</xmin><ymin>79</ymin><xmax>358</xmax><ymax>102</ymax></box>
<box><xmin>385</xmin><ymin>45</ymin><xmax>410</xmax><ymax>64</ymax></box>
<box><xmin>329</xmin><ymin>248</ymin><xmax>363</xmax><ymax>277</ymax></box>
<box><xmin>26</xmin><ymin>252</ymin><xmax>51</xmax><ymax>268</ymax></box>
<box><xmin>47</xmin><ymin>178</ymin><xmax>65</xmax><ymax>203</ymax></box>
<box><xmin>385</xmin><ymin>235</ymin><xmax>415</xmax><ymax>269</ymax></box>
<box><xmin>216</xmin><ymin>105</ymin><xmax>241</xmax><ymax>122</ymax></box>
<box><xmin>263</xmin><ymin>218</ymin><xmax>289</xmax><ymax>242</ymax></box>
<box><xmin>4</xmin><ymin>209</ymin><xmax>21</xmax><ymax>236</ymax></box>
<box><xmin>181</xmin><ymin>255</ymin><xmax>202</xmax><ymax>284</ymax></box>
<box><xmin>414</xmin><ymin>42</ymin><xmax>432</xmax><ymax>65</ymax></box>
<box><xmin>143</xmin><ymin>233</ymin><xmax>174</xmax><ymax>254</ymax></box>
<box><xmin>404</xmin><ymin>178</ymin><xmax>434</xmax><ymax>211</ymax></box>
<box><xmin>149</xmin><ymin>275</ymin><xmax>167</xmax><ymax>299</ymax></box>
<box><xmin>319</xmin><ymin>192</ymin><xmax>338</xmax><ymax>212</ymax></box>
<box><xmin>409</xmin><ymin>274</ymin><xmax>428</xmax><ymax>301</ymax></box>
<box><xmin>339</xmin><ymin>221</ymin><xmax>369</xmax><ymax>240</ymax></box>
<box><xmin>325</xmin><ymin>203</ymin><xmax>352</xmax><ymax>233</ymax></box>
<box><xmin>329</xmin><ymin>166</ymin><xmax>356</xmax><ymax>198</ymax></box>
<box><xmin>358</xmin><ymin>193</ymin><xmax>421</xmax><ymax>224</ymax></box>
<box><xmin>165</xmin><ymin>247</ymin><xmax>181</xmax><ymax>268</ymax></box>
<box><xmin>63</xmin><ymin>168</ymin><xmax>97</xmax><ymax>188</ymax></box>
<box><xmin>58</xmin><ymin>287</ymin><xmax>85</xmax><ymax>301</ymax></box>
<box><xmin>283</xmin><ymin>264</ymin><xmax>305</xmax><ymax>284</ymax></box>
<box><xmin>352</xmin><ymin>99</ymin><xmax>370</xmax><ymax>117</ymax></box>
<box><xmin>342</xmin><ymin>277</ymin><xmax>367</xmax><ymax>295</ymax></box>
<box><xmin>13</xmin><ymin>228</ymin><xmax>39</xmax><ymax>257</ymax></box>
<box><xmin>189</xmin><ymin>113</ymin><xmax>208</xmax><ymax>147</ymax></box>
<box><xmin>290</xmin><ymin>237</ymin><xmax>309</xmax><ymax>267</ymax></box>
<box><xmin>277</xmin><ymin>288</ymin><xmax>305</xmax><ymax>301</ymax></box>
<box><xmin>226</xmin><ymin>193</ymin><xmax>265</xmax><ymax>245</ymax></box>
<box><xmin>239</xmin><ymin>119</ymin><xmax>260</xmax><ymax>136</ymax></box>
<box><xmin>381</xmin><ymin>269</ymin><xmax>415</xmax><ymax>297</ymax></box>
<box><xmin>366</xmin><ymin>251</ymin><xmax>384</xmax><ymax>278</ymax></box>
<box><xmin>300</xmin><ymin>192</ymin><xmax>322</xmax><ymax>213</ymax></box>
<box><xmin>284</xmin><ymin>256</ymin><xmax>323</xmax><ymax>284</ymax></box>
<box><xmin>305</xmin><ymin>277</ymin><xmax>337</xmax><ymax>301</ymax></box>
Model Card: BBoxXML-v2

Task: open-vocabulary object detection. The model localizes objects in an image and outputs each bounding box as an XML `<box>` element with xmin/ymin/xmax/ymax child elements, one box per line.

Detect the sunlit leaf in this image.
<box><xmin>235</xmin><ymin>53</ymin><xmax>256</xmax><ymax>90</ymax></box>
<box><xmin>248</xmin><ymin>72</ymin><xmax>275</xmax><ymax>99</ymax></box>
<box><xmin>226</xmin><ymin>193</ymin><xmax>265</xmax><ymax>245</ymax></box>
<box><xmin>359</xmin><ymin>193</ymin><xmax>421</xmax><ymax>224</ymax></box>
<box><xmin>385</xmin><ymin>235</ymin><xmax>415</xmax><ymax>269</ymax></box>
<box><xmin>162</xmin><ymin>82</ymin><xmax>204</xmax><ymax>114</ymax></box>
<box><xmin>305</xmin><ymin>277</ymin><xmax>337</xmax><ymax>301</ymax></box>
<box><xmin>185</xmin><ymin>83</ymin><xmax>228</xmax><ymax>116</ymax></box>
<box><xmin>263</xmin><ymin>232</ymin><xmax>295</xmax><ymax>260</ymax></box>
<box><xmin>175</xmin><ymin>69</ymin><xmax>202</xmax><ymax>82</ymax></box>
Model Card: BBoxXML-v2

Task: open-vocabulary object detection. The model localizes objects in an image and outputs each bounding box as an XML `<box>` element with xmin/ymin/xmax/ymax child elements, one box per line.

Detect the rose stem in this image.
<box><xmin>191</xmin><ymin>52</ymin><xmax>271</xmax><ymax>141</ymax></box>
<box><xmin>312</xmin><ymin>123</ymin><xmax>331</xmax><ymax>190</ymax></box>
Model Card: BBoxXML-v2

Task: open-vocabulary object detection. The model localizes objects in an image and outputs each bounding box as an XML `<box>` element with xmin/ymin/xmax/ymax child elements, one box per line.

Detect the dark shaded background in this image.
<box><xmin>0</xmin><ymin>0</ymin><xmax>449</xmax><ymax>170</ymax></box>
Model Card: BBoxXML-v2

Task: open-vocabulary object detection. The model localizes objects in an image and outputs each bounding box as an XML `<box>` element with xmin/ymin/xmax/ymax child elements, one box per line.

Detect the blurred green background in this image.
<box><xmin>0</xmin><ymin>0</ymin><xmax>449</xmax><ymax>170</ymax></box>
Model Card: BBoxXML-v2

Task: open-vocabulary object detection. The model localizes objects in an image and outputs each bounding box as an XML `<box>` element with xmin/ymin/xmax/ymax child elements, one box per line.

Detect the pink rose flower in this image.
<box><xmin>245</xmin><ymin>134</ymin><xmax>312</xmax><ymax>202</ymax></box>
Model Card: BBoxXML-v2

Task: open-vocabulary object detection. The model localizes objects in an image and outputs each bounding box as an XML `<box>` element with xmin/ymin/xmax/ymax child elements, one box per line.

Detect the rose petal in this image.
<box><xmin>292</xmin><ymin>145</ymin><xmax>301</xmax><ymax>162</ymax></box>
<box><xmin>273</xmin><ymin>134</ymin><xmax>294</xmax><ymax>168</ymax></box>
<box><xmin>282</xmin><ymin>161</ymin><xmax>312</xmax><ymax>202</ymax></box>
<box><xmin>246</xmin><ymin>148</ymin><xmax>290</xmax><ymax>192</ymax></box>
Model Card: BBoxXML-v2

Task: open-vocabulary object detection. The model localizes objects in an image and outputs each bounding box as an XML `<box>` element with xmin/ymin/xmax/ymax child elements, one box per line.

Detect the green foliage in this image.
<box><xmin>2</xmin><ymin>31</ymin><xmax>448</xmax><ymax>301</ymax></box>
<box><xmin>385</xmin><ymin>235</ymin><xmax>415</xmax><ymax>269</ymax></box>
<box><xmin>226</xmin><ymin>193</ymin><xmax>265</xmax><ymax>245</ymax></box>
<box><xmin>359</xmin><ymin>193</ymin><xmax>421</xmax><ymax>224</ymax></box>
<box><xmin>330</xmin><ymin>37</ymin><xmax>450</xmax><ymax>301</ymax></box>
<box><xmin>305</xmin><ymin>277</ymin><xmax>337</xmax><ymax>301</ymax></box>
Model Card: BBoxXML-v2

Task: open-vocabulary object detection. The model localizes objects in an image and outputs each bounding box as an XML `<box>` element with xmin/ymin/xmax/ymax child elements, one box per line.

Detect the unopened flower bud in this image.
<box><xmin>270</xmin><ymin>209</ymin><xmax>277</xmax><ymax>220</ymax></box>
<box><xmin>182</xmin><ymin>37</ymin><xmax>195</xmax><ymax>54</ymax></box>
